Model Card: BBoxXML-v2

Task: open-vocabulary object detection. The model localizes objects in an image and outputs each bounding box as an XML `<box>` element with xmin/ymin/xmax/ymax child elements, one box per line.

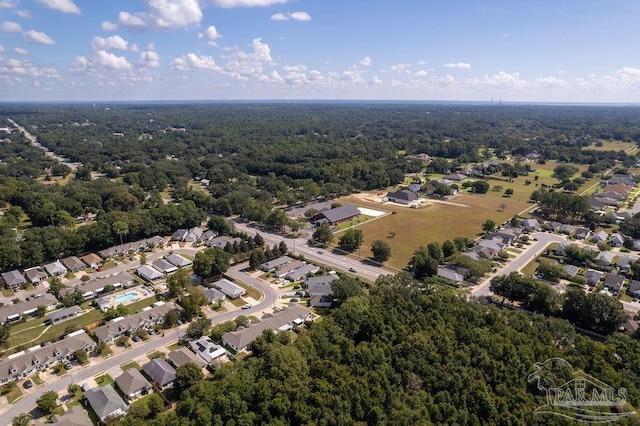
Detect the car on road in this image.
<box><xmin>64</xmin><ymin>362</ymin><xmax>73</xmax><ymax>370</ymax></box>
<box><xmin>242</xmin><ymin>303</ymin><xmax>252</xmax><ymax>309</ymax></box>
<box><xmin>290</xmin><ymin>298</ymin><xmax>300</xmax><ymax>303</ymax></box>
<box><xmin>349</xmin><ymin>267</ymin><xmax>357</xmax><ymax>273</ymax></box>
<box><xmin>317</xmin><ymin>250</ymin><xmax>323</xmax><ymax>254</ymax></box>
<box><xmin>23</xmin><ymin>380</ymin><xmax>33</xmax><ymax>389</ymax></box>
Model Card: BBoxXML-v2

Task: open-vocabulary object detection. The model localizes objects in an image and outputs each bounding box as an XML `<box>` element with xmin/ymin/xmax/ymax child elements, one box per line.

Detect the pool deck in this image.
<box><xmin>96</xmin><ymin>285</ymin><xmax>153</xmax><ymax>311</ymax></box>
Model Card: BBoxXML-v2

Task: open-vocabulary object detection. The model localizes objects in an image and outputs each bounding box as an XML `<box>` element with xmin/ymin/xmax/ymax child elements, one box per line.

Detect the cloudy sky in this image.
<box><xmin>1</xmin><ymin>0</ymin><xmax>639</xmax><ymax>102</ymax></box>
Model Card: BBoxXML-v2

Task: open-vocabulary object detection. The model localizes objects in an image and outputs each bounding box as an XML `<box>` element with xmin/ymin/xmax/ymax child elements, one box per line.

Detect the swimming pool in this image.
<box><xmin>114</xmin><ymin>292</ymin><xmax>139</xmax><ymax>305</ymax></box>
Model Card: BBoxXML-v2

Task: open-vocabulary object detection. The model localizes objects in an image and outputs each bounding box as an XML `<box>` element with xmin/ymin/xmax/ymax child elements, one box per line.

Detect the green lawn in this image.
<box><xmin>1</xmin><ymin>287</ymin><xmax>14</xmax><ymax>297</ymax></box>
<box><xmin>120</xmin><ymin>361</ymin><xmax>142</xmax><ymax>371</ymax></box>
<box><xmin>166</xmin><ymin>342</ymin><xmax>183</xmax><ymax>351</ymax></box>
<box><xmin>236</xmin><ymin>282</ymin><xmax>261</xmax><ymax>301</ymax></box>
<box><xmin>95</xmin><ymin>374</ymin><xmax>114</xmax><ymax>387</ymax></box>
<box><xmin>147</xmin><ymin>351</ymin><xmax>166</xmax><ymax>360</ymax></box>
<box><xmin>229</xmin><ymin>297</ymin><xmax>249</xmax><ymax>307</ymax></box>
<box><xmin>2</xmin><ymin>383</ymin><xmax>22</xmax><ymax>403</ymax></box>
<box><xmin>31</xmin><ymin>373</ymin><xmax>43</xmax><ymax>385</ymax></box>
<box><xmin>127</xmin><ymin>296</ymin><xmax>160</xmax><ymax>313</ymax></box>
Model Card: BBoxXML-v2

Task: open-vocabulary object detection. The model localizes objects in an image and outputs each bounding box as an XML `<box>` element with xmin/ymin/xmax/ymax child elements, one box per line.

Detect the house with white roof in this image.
<box><xmin>44</xmin><ymin>260</ymin><xmax>67</xmax><ymax>276</ymax></box>
<box><xmin>212</xmin><ymin>278</ymin><xmax>246</xmax><ymax>299</ymax></box>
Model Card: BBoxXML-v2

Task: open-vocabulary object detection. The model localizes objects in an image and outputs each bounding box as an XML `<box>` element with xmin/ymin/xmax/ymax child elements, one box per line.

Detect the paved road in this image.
<box><xmin>1</xmin><ymin>260</ymin><xmax>278</xmax><ymax>424</ymax></box>
<box><xmin>7</xmin><ymin>119</ymin><xmax>82</xmax><ymax>171</ymax></box>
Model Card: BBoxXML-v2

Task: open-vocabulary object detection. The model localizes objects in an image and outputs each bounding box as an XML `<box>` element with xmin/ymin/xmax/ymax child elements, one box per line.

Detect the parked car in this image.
<box><xmin>349</xmin><ymin>267</ymin><xmax>357</xmax><ymax>273</ymax></box>
<box><xmin>290</xmin><ymin>298</ymin><xmax>300</xmax><ymax>303</ymax></box>
<box><xmin>242</xmin><ymin>303</ymin><xmax>252</xmax><ymax>309</ymax></box>
<box><xmin>64</xmin><ymin>362</ymin><xmax>73</xmax><ymax>370</ymax></box>
<box><xmin>23</xmin><ymin>380</ymin><xmax>33</xmax><ymax>389</ymax></box>
<box><xmin>132</xmin><ymin>335</ymin><xmax>141</xmax><ymax>342</ymax></box>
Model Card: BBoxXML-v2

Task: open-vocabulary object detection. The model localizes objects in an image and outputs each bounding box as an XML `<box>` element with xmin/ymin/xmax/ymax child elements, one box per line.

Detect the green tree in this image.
<box><xmin>112</xmin><ymin>220</ymin><xmax>129</xmax><ymax>245</ymax></box>
<box><xmin>175</xmin><ymin>362</ymin><xmax>204</xmax><ymax>393</ymax></box>
<box><xmin>186</xmin><ymin>317</ymin><xmax>212</xmax><ymax>339</ymax></box>
<box><xmin>146</xmin><ymin>393</ymin><xmax>165</xmax><ymax>417</ymax></box>
<box><xmin>409</xmin><ymin>246</ymin><xmax>439</xmax><ymax>279</ymax></box>
<box><xmin>193</xmin><ymin>248</ymin><xmax>230</xmax><ymax>279</ymax></box>
<box><xmin>181</xmin><ymin>287</ymin><xmax>208</xmax><ymax>320</ymax></box>
<box><xmin>312</xmin><ymin>223</ymin><xmax>334</xmax><ymax>245</ymax></box>
<box><xmin>331</xmin><ymin>276</ymin><xmax>364</xmax><ymax>302</ymax></box>
<box><xmin>11</xmin><ymin>413</ymin><xmax>32</xmax><ymax>426</ymax></box>
<box><xmin>48</xmin><ymin>276</ymin><xmax>65</xmax><ymax>298</ymax></box>
<box><xmin>37</xmin><ymin>391</ymin><xmax>58</xmax><ymax>414</ymax></box>
<box><xmin>536</xmin><ymin>259</ymin><xmax>566</xmax><ymax>282</ymax></box>
<box><xmin>442</xmin><ymin>240</ymin><xmax>457</xmax><ymax>258</ymax></box>
<box><xmin>208</xmin><ymin>215</ymin><xmax>234</xmax><ymax>235</ymax></box>
<box><xmin>426</xmin><ymin>242</ymin><xmax>444</xmax><ymax>263</ymax></box>
<box><xmin>166</xmin><ymin>268</ymin><xmax>189</xmax><ymax>296</ymax></box>
<box><xmin>74</xmin><ymin>349</ymin><xmax>88</xmax><ymax>364</ymax></box>
<box><xmin>337</xmin><ymin>229</ymin><xmax>364</xmax><ymax>252</ymax></box>
<box><xmin>371</xmin><ymin>240</ymin><xmax>391</xmax><ymax>262</ymax></box>
<box><xmin>163</xmin><ymin>310</ymin><xmax>179</xmax><ymax>329</ymax></box>
<box><xmin>36</xmin><ymin>305</ymin><xmax>46</xmax><ymax>318</ymax></box>
<box><xmin>482</xmin><ymin>220</ymin><xmax>496</xmax><ymax>233</ymax></box>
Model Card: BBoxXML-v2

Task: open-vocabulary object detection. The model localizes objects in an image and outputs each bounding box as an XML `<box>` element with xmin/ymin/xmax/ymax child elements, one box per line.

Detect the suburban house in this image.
<box><xmin>23</xmin><ymin>266</ymin><xmax>48</xmax><ymax>284</ymax></box>
<box><xmin>168</xmin><ymin>347</ymin><xmax>206</xmax><ymax>369</ymax></box>
<box><xmin>171</xmin><ymin>229</ymin><xmax>188</xmax><ymax>242</ymax></box>
<box><xmin>563</xmin><ymin>265</ymin><xmax>581</xmax><ymax>278</ymax></box>
<box><xmin>199</xmin><ymin>230</ymin><xmax>216</xmax><ymax>244</ymax></box>
<box><xmin>143</xmin><ymin>358</ymin><xmax>176</xmax><ymax>389</ymax></box>
<box><xmin>595</xmin><ymin>251</ymin><xmax>616</xmax><ymax>267</ymax></box>
<box><xmin>44</xmin><ymin>260</ymin><xmax>68</xmax><ymax>277</ymax></box>
<box><xmin>171</xmin><ymin>227</ymin><xmax>202</xmax><ymax>243</ymax></box>
<box><xmin>312</xmin><ymin>205</ymin><xmax>361</xmax><ymax>226</ymax></box>
<box><xmin>136</xmin><ymin>265</ymin><xmax>164</xmax><ymax>282</ymax></box>
<box><xmin>115</xmin><ymin>369</ymin><xmax>152</xmax><ymax>402</ymax></box>
<box><xmin>222</xmin><ymin>306</ymin><xmax>313</xmax><ymax>352</ymax></box>
<box><xmin>93</xmin><ymin>302</ymin><xmax>175</xmax><ymax>343</ymax></box>
<box><xmin>616</xmin><ymin>256</ymin><xmax>633</xmax><ymax>274</ymax></box>
<box><xmin>190</xmin><ymin>336</ymin><xmax>227</xmax><ymax>363</ymax></box>
<box><xmin>0</xmin><ymin>293</ymin><xmax>58</xmax><ymax>322</ymax></box>
<box><xmin>584</xmin><ymin>269</ymin><xmax>604</xmax><ymax>286</ymax></box>
<box><xmin>437</xmin><ymin>267</ymin><xmax>465</xmax><ymax>284</ymax></box>
<box><xmin>559</xmin><ymin>224</ymin><xmax>575</xmax><ymax>235</ymax></box>
<box><xmin>590</xmin><ymin>230</ymin><xmax>609</xmax><ymax>244</ymax></box>
<box><xmin>165</xmin><ymin>253</ymin><xmax>192</xmax><ymax>268</ymax></box>
<box><xmin>98</xmin><ymin>236</ymin><xmax>167</xmax><ymax>259</ymax></box>
<box><xmin>627</xmin><ymin>280</ymin><xmax>640</xmax><ymax>298</ymax></box>
<box><xmin>604</xmin><ymin>274</ymin><xmax>625</xmax><ymax>294</ymax></box>
<box><xmin>574</xmin><ymin>228</ymin><xmax>590</xmax><ymax>240</ymax></box>
<box><xmin>48</xmin><ymin>305</ymin><xmax>82</xmax><ymax>325</ymax></box>
<box><xmin>0</xmin><ymin>330</ymin><xmax>95</xmax><ymax>384</ymax></box>
<box><xmin>521</xmin><ymin>218</ymin><xmax>540</xmax><ymax>231</ymax></box>
<box><xmin>286</xmin><ymin>263</ymin><xmax>320</xmax><ymax>282</ymax></box>
<box><xmin>274</xmin><ymin>260</ymin><xmax>304</xmax><ymax>279</ymax></box>
<box><xmin>260</xmin><ymin>256</ymin><xmax>292</xmax><ymax>272</ymax></box>
<box><xmin>203</xmin><ymin>287</ymin><xmax>226</xmax><ymax>304</ymax></box>
<box><xmin>1</xmin><ymin>270</ymin><xmax>26</xmax><ymax>290</ymax></box>
<box><xmin>61</xmin><ymin>256</ymin><xmax>86</xmax><ymax>272</ymax></box>
<box><xmin>152</xmin><ymin>259</ymin><xmax>178</xmax><ymax>275</ymax></box>
<box><xmin>206</xmin><ymin>235</ymin><xmax>241</xmax><ymax>248</ymax></box>
<box><xmin>80</xmin><ymin>253</ymin><xmax>103</xmax><ymax>269</ymax></box>
<box><xmin>85</xmin><ymin>385</ymin><xmax>129</xmax><ymax>422</ymax></box>
<box><xmin>212</xmin><ymin>278</ymin><xmax>246</xmax><ymax>299</ymax></box>
<box><xmin>442</xmin><ymin>173</ymin><xmax>466</xmax><ymax>181</ymax></box>
<box><xmin>305</xmin><ymin>275</ymin><xmax>338</xmax><ymax>308</ymax></box>
<box><xmin>50</xmin><ymin>405</ymin><xmax>92</xmax><ymax>425</ymax></box>
<box><xmin>609</xmin><ymin>233</ymin><xmax>625</xmax><ymax>247</ymax></box>
<box><xmin>408</xmin><ymin>183</ymin><xmax>422</xmax><ymax>193</ymax></box>
<box><xmin>60</xmin><ymin>272</ymin><xmax>134</xmax><ymax>300</ymax></box>
<box><xmin>386</xmin><ymin>189</ymin><xmax>418</xmax><ymax>205</ymax></box>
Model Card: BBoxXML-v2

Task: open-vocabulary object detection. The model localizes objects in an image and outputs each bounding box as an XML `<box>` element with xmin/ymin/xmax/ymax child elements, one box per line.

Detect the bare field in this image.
<box><xmin>337</xmin><ymin>194</ymin><xmax>530</xmax><ymax>269</ymax></box>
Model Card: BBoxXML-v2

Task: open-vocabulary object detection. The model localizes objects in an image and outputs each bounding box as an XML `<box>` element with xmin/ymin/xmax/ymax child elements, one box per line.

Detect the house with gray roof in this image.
<box><xmin>0</xmin><ymin>293</ymin><xmax>58</xmax><ymax>322</ymax></box>
<box><xmin>212</xmin><ymin>278</ymin><xmax>246</xmax><ymax>299</ymax></box>
<box><xmin>563</xmin><ymin>265</ymin><xmax>580</xmax><ymax>278</ymax></box>
<box><xmin>168</xmin><ymin>347</ymin><xmax>206</xmax><ymax>369</ymax></box>
<box><xmin>171</xmin><ymin>229</ymin><xmax>188</xmax><ymax>241</ymax></box>
<box><xmin>222</xmin><ymin>305</ymin><xmax>312</xmax><ymax>352</ymax></box>
<box><xmin>609</xmin><ymin>233</ymin><xmax>625</xmax><ymax>247</ymax></box>
<box><xmin>136</xmin><ymin>265</ymin><xmax>164</xmax><ymax>281</ymax></box>
<box><xmin>604</xmin><ymin>274</ymin><xmax>625</xmax><ymax>294</ymax></box>
<box><xmin>286</xmin><ymin>263</ymin><xmax>320</xmax><ymax>282</ymax></box>
<box><xmin>45</xmin><ymin>260</ymin><xmax>67</xmax><ymax>276</ymax></box>
<box><xmin>191</xmin><ymin>336</ymin><xmax>227</xmax><ymax>363</ymax></box>
<box><xmin>199</xmin><ymin>230</ymin><xmax>216</xmax><ymax>244</ymax></box>
<box><xmin>628</xmin><ymin>280</ymin><xmax>640</xmax><ymax>297</ymax></box>
<box><xmin>152</xmin><ymin>259</ymin><xmax>177</xmax><ymax>275</ymax></box>
<box><xmin>60</xmin><ymin>272</ymin><xmax>134</xmax><ymax>300</ymax></box>
<box><xmin>184</xmin><ymin>227</ymin><xmax>203</xmax><ymax>243</ymax></box>
<box><xmin>165</xmin><ymin>253</ymin><xmax>192</xmax><ymax>268</ymax></box>
<box><xmin>559</xmin><ymin>224</ymin><xmax>575</xmax><ymax>235</ymax></box>
<box><xmin>24</xmin><ymin>266</ymin><xmax>48</xmax><ymax>284</ymax></box>
<box><xmin>386</xmin><ymin>189</ymin><xmax>418</xmax><ymax>205</ymax></box>
<box><xmin>616</xmin><ymin>255</ymin><xmax>633</xmax><ymax>274</ymax></box>
<box><xmin>143</xmin><ymin>358</ymin><xmax>176</xmax><ymax>389</ymax></box>
<box><xmin>1</xmin><ymin>270</ymin><xmax>26</xmax><ymax>290</ymax></box>
<box><xmin>437</xmin><ymin>267</ymin><xmax>465</xmax><ymax>284</ymax></box>
<box><xmin>61</xmin><ymin>256</ymin><xmax>86</xmax><ymax>272</ymax></box>
<box><xmin>206</xmin><ymin>236</ymin><xmax>241</xmax><ymax>248</ymax></box>
<box><xmin>274</xmin><ymin>260</ymin><xmax>304</xmax><ymax>278</ymax></box>
<box><xmin>115</xmin><ymin>369</ymin><xmax>152</xmax><ymax>402</ymax></box>
<box><xmin>521</xmin><ymin>218</ymin><xmax>540</xmax><ymax>231</ymax></box>
<box><xmin>591</xmin><ymin>230</ymin><xmax>609</xmax><ymax>243</ymax></box>
<box><xmin>51</xmin><ymin>405</ymin><xmax>92</xmax><ymax>425</ymax></box>
<box><xmin>305</xmin><ymin>275</ymin><xmax>338</xmax><ymax>297</ymax></box>
<box><xmin>595</xmin><ymin>251</ymin><xmax>616</xmax><ymax>267</ymax></box>
<box><xmin>93</xmin><ymin>302</ymin><xmax>175</xmax><ymax>343</ymax></box>
<box><xmin>584</xmin><ymin>269</ymin><xmax>604</xmax><ymax>286</ymax></box>
<box><xmin>203</xmin><ymin>287</ymin><xmax>225</xmax><ymax>304</ymax></box>
<box><xmin>0</xmin><ymin>330</ymin><xmax>95</xmax><ymax>384</ymax></box>
<box><xmin>86</xmin><ymin>385</ymin><xmax>128</xmax><ymax>422</ymax></box>
<box><xmin>260</xmin><ymin>256</ymin><xmax>292</xmax><ymax>272</ymax></box>
<box><xmin>574</xmin><ymin>228</ymin><xmax>590</xmax><ymax>240</ymax></box>
<box><xmin>312</xmin><ymin>205</ymin><xmax>361</xmax><ymax>226</ymax></box>
<box><xmin>48</xmin><ymin>305</ymin><xmax>82</xmax><ymax>324</ymax></box>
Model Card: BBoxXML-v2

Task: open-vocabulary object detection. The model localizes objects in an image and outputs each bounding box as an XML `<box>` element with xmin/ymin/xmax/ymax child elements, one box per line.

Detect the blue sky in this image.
<box><xmin>1</xmin><ymin>0</ymin><xmax>639</xmax><ymax>102</ymax></box>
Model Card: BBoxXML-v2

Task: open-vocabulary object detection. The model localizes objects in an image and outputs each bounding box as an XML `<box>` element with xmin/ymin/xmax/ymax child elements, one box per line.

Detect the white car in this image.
<box><xmin>242</xmin><ymin>303</ymin><xmax>252</xmax><ymax>309</ymax></box>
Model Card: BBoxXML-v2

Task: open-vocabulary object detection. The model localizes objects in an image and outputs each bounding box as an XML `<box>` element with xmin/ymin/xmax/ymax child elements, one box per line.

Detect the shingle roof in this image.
<box><xmin>115</xmin><ymin>369</ymin><xmax>151</xmax><ymax>396</ymax></box>
<box><xmin>45</xmin><ymin>260</ymin><xmax>67</xmax><ymax>276</ymax></box>
<box><xmin>387</xmin><ymin>189</ymin><xmax>418</xmax><ymax>202</ymax></box>
<box><xmin>61</xmin><ymin>256</ymin><xmax>86</xmax><ymax>271</ymax></box>
<box><xmin>168</xmin><ymin>347</ymin><xmax>206</xmax><ymax>368</ymax></box>
<box><xmin>165</xmin><ymin>253</ymin><xmax>192</xmax><ymax>267</ymax></box>
<box><xmin>93</xmin><ymin>303</ymin><xmax>174</xmax><ymax>342</ymax></box>
<box><xmin>1</xmin><ymin>270</ymin><xmax>25</xmax><ymax>287</ymax></box>
<box><xmin>85</xmin><ymin>385</ymin><xmax>128</xmax><ymax>421</ymax></box>
<box><xmin>143</xmin><ymin>358</ymin><xmax>176</xmax><ymax>387</ymax></box>
<box><xmin>314</xmin><ymin>205</ymin><xmax>361</xmax><ymax>224</ymax></box>
<box><xmin>0</xmin><ymin>293</ymin><xmax>58</xmax><ymax>322</ymax></box>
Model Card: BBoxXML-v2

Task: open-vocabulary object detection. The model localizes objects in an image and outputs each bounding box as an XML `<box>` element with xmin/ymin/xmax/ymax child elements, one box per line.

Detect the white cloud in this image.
<box><xmin>139</xmin><ymin>50</ymin><xmax>160</xmax><ymax>68</ymax></box>
<box><xmin>14</xmin><ymin>10</ymin><xmax>32</xmax><ymax>18</ymax></box>
<box><xmin>198</xmin><ymin>25</ymin><xmax>221</xmax><ymax>45</ymax></box>
<box><xmin>14</xmin><ymin>47</ymin><xmax>27</xmax><ymax>55</ymax></box>
<box><xmin>289</xmin><ymin>12</ymin><xmax>311</xmax><ymax>21</ymax></box>
<box><xmin>0</xmin><ymin>1</ymin><xmax>17</xmax><ymax>8</ymax></box>
<box><xmin>172</xmin><ymin>53</ymin><xmax>221</xmax><ymax>72</ymax></box>
<box><xmin>23</xmin><ymin>30</ymin><xmax>56</xmax><ymax>45</ymax></box>
<box><xmin>386</xmin><ymin>63</ymin><xmax>411</xmax><ymax>73</ymax></box>
<box><xmin>259</xmin><ymin>70</ymin><xmax>284</xmax><ymax>83</ymax></box>
<box><xmin>270</xmin><ymin>13</ymin><xmax>287</xmax><ymax>21</ymax></box>
<box><xmin>95</xmin><ymin>50</ymin><xmax>132</xmax><ymax>70</ymax></box>
<box><xmin>130</xmin><ymin>44</ymin><xmax>139</xmax><ymax>52</ymax></box>
<box><xmin>271</xmin><ymin>11</ymin><xmax>311</xmax><ymax>21</ymax></box>
<box><xmin>1</xmin><ymin>21</ymin><xmax>22</xmax><ymax>32</ymax></box>
<box><xmin>444</xmin><ymin>62</ymin><xmax>471</xmax><ymax>69</ymax></box>
<box><xmin>37</xmin><ymin>0</ymin><xmax>80</xmax><ymax>14</ymax></box>
<box><xmin>101</xmin><ymin>21</ymin><xmax>118</xmax><ymax>31</ymax></box>
<box><xmin>117</xmin><ymin>0</ymin><xmax>202</xmax><ymax>30</ymax></box>
<box><xmin>212</xmin><ymin>0</ymin><xmax>289</xmax><ymax>8</ymax></box>
<box><xmin>414</xmin><ymin>70</ymin><xmax>428</xmax><ymax>76</ymax></box>
<box><xmin>360</xmin><ymin>57</ymin><xmax>371</xmax><ymax>66</ymax></box>
<box><xmin>417</xmin><ymin>60</ymin><xmax>427</xmax><ymax>65</ymax></box>
<box><xmin>91</xmin><ymin>35</ymin><xmax>129</xmax><ymax>51</ymax></box>
<box><xmin>0</xmin><ymin>44</ymin><xmax>4</xmax><ymax>52</ymax></box>
<box><xmin>370</xmin><ymin>76</ymin><xmax>383</xmax><ymax>86</ymax></box>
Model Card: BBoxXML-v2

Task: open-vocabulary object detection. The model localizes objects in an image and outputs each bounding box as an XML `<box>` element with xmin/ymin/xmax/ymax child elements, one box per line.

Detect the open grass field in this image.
<box><xmin>581</xmin><ymin>140</ymin><xmax>637</xmax><ymax>152</ymax></box>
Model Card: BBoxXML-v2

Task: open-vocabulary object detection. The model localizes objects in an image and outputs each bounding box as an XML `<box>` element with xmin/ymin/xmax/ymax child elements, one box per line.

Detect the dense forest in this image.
<box><xmin>104</xmin><ymin>274</ymin><xmax>640</xmax><ymax>425</ymax></box>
